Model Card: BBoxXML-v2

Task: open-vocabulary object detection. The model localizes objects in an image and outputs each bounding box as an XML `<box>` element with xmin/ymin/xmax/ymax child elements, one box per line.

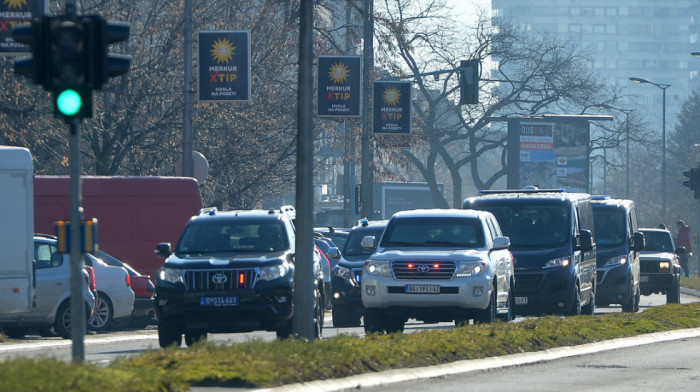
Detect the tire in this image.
<box><xmin>384</xmin><ymin>316</ymin><xmax>405</xmax><ymax>334</ymax></box>
<box><xmin>497</xmin><ymin>284</ymin><xmax>515</xmax><ymax>322</ymax></box>
<box><xmin>89</xmin><ymin>293</ymin><xmax>113</xmax><ymax>332</ymax></box>
<box><xmin>3</xmin><ymin>327</ymin><xmax>27</xmax><ymax>339</ymax></box>
<box><xmin>53</xmin><ymin>302</ymin><xmax>73</xmax><ymax>339</ymax></box>
<box><xmin>157</xmin><ymin>322</ymin><xmax>182</xmax><ymax>348</ymax></box>
<box><xmin>332</xmin><ymin>306</ymin><xmax>361</xmax><ymax>328</ymax></box>
<box><xmin>566</xmin><ymin>286</ymin><xmax>582</xmax><ymax>316</ymax></box>
<box><xmin>313</xmin><ymin>287</ymin><xmax>324</xmax><ymax>340</ymax></box>
<box><xmin>363</xmin><ymin>308</ymin><xmax>385</xmax><ymax>334</ymax></box>
<box><xmin>633</xmin><ymin>286</ymin><xmax>641</xmax><ymax>313</ymax></box>
<box><xmin>276</xmin><ymin>318</ymin><xmax>293</xmax><ymax>339</ymax></box>
<box><xmin>622</xmin><ymin>284</ymin><xmax>639</xmax><ymax>313</ymax></box>
<box><xmin>184</xmin><ymin>329</ymin><xmax>207</xmax><ymax>346</ymax></box>
<box><xmin>667</xmin><ymin>275</ymin><xmax>681</xmax><ymax>304</ymax></box>
<box><xmin>475</xmin><ymin>285</ymin><xmax>496</xmax><ymax>324</ymax></box>
<box><xmin>581</xmin><ymin>286</ymin><xmax>596</xmax><ymax>315</ymax></box>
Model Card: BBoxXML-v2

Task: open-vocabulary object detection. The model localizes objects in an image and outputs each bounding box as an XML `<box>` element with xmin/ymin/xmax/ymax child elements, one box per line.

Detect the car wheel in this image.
<box><xmin>633</xmin><ymin>286</ymin><xmax>641</xmax><ymax>312</ymax></box>
<box><xmin>475</xmin><ymin>285</ymin><xmax>496</xmax><ymax>323</ymax></box>
<box><xmin>566</xmin><ymin>286</ymin><xmax>582</xmax><ymax>316</ymax></box>
<box><xmin>581</xmin><ymin>286</ymin><xmax>596</xmax><ymax>315</ymax></box>
<box><xmin>89</xmin><ymin>293</ymin><xmax>113</xmax><ymax>332</ymax></box>
<box><xmin>332</xmin><ymin>306</ymin><xmax>360</xmax><ymax>328</ymax></box>
<box><xmin>313</xmin><ymin>287</ymin><xmax>324</xmax><ymax>340</ymax></box>
<box><xmin>666</xmin><ymin>274</ymin><xmax>681</xmax><ymax>304</ymax></box>
<box><xmin>384</xmin><ymin>316</ymin><xmax>405</xmax><ymax>333</ymax></box>
<box><xmin>184</xmin><ymin>329</ymin><xmax>207</xmax><ymax>346</ymax></box>
<box><xmin>497</xmin><ymin>284</ymin><xmax>515</xmax><ymax>322</ymax></box>
<box><xmin>363</xmin><ymin>308</ymin><xmax>385</xmax><ymax>334</ymax></box>
<box><xmin>157</xmin><ymin>322</ymin><xmax>183</xmax><ymax>348</ymax></box>
<box><xmin>622</xmin><ymin>284</ymin><xmax>637</xmax><ymax>312</ymax></box>
<box><xmin>276</xmin><ymin>318</ymin><xmax>293</xmax><ymax>340</ymax></box>
<box><xmin>3</xmin><ymin>327</ymin><xmax>27</xmax><ymax>339</ymax></box>
<box><xmin>53</xmin><ymin>301</ymin><xmax>73</xmax><ymax>339</ymax></box>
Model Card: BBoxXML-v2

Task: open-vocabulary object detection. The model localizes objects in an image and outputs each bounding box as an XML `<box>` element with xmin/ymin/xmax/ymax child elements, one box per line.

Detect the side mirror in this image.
<box><xmin>360</xmin><ymin>235</ymin><xmax>377</xmax><ymax>250</ymax></box>
<box><xmin>492</xmin><ymin>236</ymin><xmax>510</xmax><ymax>250</ymax></box>
<box><xmin>577</xmin><ymin>229</ymin><xmax>594</xmax><ymax>252</ymax></box>
<box><xmin>631</xmin><ymin>232</ymin><xmax>645</xmax><ymax>251</ymax></box>
<box><xmin>326</xmin><ymin>247</ymin><xmax>340</xmax><ymax>259</ymax></box>
<box><xmin>675</xmin><ymin>246</ymin><xmax>687</xmax><ymax>255</ymax></box>
<box><xmin>155</xmin><ymin>242</ymin><xmax>172</xmax><ymax>258</ymax></box>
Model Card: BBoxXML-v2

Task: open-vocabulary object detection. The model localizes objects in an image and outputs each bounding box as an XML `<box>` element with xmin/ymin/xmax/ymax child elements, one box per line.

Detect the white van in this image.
<box><xmin>0</xmin><ymin>146</ymin><xmax>35</xmax><ymax>317</ymax></box>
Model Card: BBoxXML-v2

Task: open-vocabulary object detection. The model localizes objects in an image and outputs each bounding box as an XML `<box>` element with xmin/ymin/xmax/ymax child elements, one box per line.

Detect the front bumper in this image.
<box><xmin>640</xmin><ymin>273</ymin><xmax>675</xmax><ymax>295</ymax></box>
<box><xmin>511</xmin><ymin>267</ymin><xmax>576</xmax><ymax>315</ymax></box>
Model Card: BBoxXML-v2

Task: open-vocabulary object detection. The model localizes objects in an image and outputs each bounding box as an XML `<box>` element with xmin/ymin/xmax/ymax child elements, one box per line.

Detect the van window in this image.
<box><xmin>593</xmin><ymin>209</ymin><xmax>627</xmax><ymax>248</ymax></box>
<box><xmin>469</xmin><ymin>205</ymin><xmax>569</xmax><ymax>248</ymax></box>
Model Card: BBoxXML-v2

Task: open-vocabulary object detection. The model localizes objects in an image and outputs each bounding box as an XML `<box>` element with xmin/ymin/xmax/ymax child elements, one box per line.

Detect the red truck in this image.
<box><xmin>34</xmin><ymin>176</ymin><xmax>203</xmax><ymax>279</ymax></box>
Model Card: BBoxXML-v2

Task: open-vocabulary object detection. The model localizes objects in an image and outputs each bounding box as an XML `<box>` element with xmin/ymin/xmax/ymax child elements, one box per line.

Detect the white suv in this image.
<box><xmin>361</xmin><ymin>209</ymin><xmax>514</xmax><ymax>333</ymax></box>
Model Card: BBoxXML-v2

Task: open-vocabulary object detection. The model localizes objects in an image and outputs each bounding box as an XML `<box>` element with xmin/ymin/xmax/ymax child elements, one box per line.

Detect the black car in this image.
<box><xmin>154</xmin><ymin>207</ymin><xmax>324</xmax><ymax>347</ymax></box>
<box><xmin>330</xmin><ymin>219</ymin><xmax>388</xmax><ymax>327</ymax></box>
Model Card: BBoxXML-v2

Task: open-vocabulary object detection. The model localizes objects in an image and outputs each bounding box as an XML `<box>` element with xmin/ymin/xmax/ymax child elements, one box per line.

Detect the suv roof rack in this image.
<box><xmin>478</xmin><ymin>188</ymin><xmax>566</xmax><ymax>195</ymax></box>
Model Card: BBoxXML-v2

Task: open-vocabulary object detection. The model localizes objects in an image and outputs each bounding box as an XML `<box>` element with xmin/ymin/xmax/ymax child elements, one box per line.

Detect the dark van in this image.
<box><xmin>464</xmin><ymin>189</ymin><xmax>596</xmax><ymax>316</ymax></box>
<box><xmin>591</xmin><ymin>196</ymin><xmax>644</xmax><ymax>312</ymax></box>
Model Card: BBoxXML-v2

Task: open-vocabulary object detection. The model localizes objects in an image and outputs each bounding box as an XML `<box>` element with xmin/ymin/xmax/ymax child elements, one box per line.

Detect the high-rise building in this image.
<box><xmin>492</xmin><ymin>0</ymin><xmax>700</xmax><ymax>129</ymax></box>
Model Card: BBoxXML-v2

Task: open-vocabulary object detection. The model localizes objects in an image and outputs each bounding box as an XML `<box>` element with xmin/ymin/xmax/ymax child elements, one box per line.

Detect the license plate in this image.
<box><xmin>515</xmin><ymin>296</ymin><xmax>528</xmax><ymax>305</ymax></box>
<box><xmin>200</xmin><ymin>296</ymin><xmax>238</xmax><ymax>306</ymax></box>
<box><xmin>640</xmin><ymin>275</ymin><xmax>649</xmax><ymax>283</ymax></box>
<box><xmin>405</xmin><ymin>284</ymin><xmax>440</xmax><ymax>294</ymax></box>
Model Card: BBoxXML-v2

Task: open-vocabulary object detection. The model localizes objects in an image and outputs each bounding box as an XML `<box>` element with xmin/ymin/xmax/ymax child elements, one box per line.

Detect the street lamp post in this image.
<box><xmin>629</xmin><ymin>77</ymin><xmax>671</xmax><ymax>221</ymax></box>
<box><xmin>596</xmin><ymin>104</ymin><xmax>634</xmax><ymax>198</ymax></box>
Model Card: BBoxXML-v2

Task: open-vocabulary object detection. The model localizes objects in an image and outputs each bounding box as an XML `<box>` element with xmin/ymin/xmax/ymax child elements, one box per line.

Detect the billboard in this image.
<box><xmin>1</xmin><ymin>0</ymin><xmax>46</xmax><ymax>56</ymax></box>
<box><xmin>198</xmin><ymin>30</ymin><xmax>250</xmax><ymax>102</ymax></box>
<box><xmin>317</xmin><ymin>55</ymin><xmax>361</xmax><ymax>117</ymax></box>
<box><xmin>372</xmin><ymin>80</ymin><xmax>411</xmax><ymax>134</ymax></box>
<box><xmin>507</xmin><ymin>118</ymin><xmax>590</xmax><ymax>192</ymax></box>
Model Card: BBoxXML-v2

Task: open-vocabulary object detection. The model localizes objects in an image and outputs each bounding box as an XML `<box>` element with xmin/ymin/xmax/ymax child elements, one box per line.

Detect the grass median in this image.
<box><xmin>1</xmin><ymin>302</ymin><xmax>700</xmax><ymax>392</ymax></box>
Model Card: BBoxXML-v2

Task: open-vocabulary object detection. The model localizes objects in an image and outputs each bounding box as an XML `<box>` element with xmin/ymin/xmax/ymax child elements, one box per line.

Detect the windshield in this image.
<box><xmin>176</xmin><ymin>219</ymin><xmax>287</xmax><ymax>254</ymax></box>
<box><xmin>641</xmin><ymin>231</ymin><xmax>674</xmax><ymax>252</ymax></box>
<box><xmin>343</xmin><ymin>227</ymin><xmax>385</xmax><ymax>256</ymax></box>
<box><xmin>593</xmin><ymin>209</ymin><xmax>627</xmax><ymax>248</ymax></box>
<box><xmin>381</xmin><ymin>216</ymin><xmax>485</xmax><ymax>248</ymax></box>
<box><xmin>477</xmin><ymin>205</ymin><xmax>569</xmax><ymax>248</ymax></box>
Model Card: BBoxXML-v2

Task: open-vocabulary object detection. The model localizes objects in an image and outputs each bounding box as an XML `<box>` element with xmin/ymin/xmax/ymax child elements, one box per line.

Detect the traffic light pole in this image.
<box><xmin>68</xmin><ymin>118</ymin><xmax>86</xmax><ymax>363</ymax></box>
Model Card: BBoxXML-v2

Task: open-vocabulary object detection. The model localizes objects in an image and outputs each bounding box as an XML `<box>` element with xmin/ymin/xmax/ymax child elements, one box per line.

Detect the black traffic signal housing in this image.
<box><xmin>682</xmin><ymin>167</ymin><xmax>700</xmax><ymax>199</ymax></box>
<box><xmin>83</xmin><ymin>16</ymin><xmax>131</xmax><ymax>90</ymax></box>
<box><xmin>458</xmin><ymin>59</ymin><xmax>479</xmax><ymax>105</ymax></box>
<box><xmin>12</xmin><ymin>18</ymin><xmax>51</xmax><ymax>88</ymax></box>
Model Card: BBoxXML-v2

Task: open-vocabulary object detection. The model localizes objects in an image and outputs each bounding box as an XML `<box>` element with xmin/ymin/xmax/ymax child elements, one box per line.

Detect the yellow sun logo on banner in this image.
<box><xmin>328</xmin><ymin>62</ymin><xmax>350</xmax><ymax>84</ymax></box>
<box><xmin>210</xmin><ymin>38</ymin><xmax>235</xmax><ymax>64</ymax></box>
<box><xmin>383</xmin><ymin>87</ymin><xmax>401</xmax><ymax>106</ymax></box>
<box><xmin>3</xmin><ymin>0</ymin><xmax>27</xmax><ymax>9</ymax></box>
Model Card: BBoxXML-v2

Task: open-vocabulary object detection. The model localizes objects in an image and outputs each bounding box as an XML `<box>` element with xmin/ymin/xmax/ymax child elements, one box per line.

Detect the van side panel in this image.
<box><xmin>34</xmin><ymin>176</ymin><xmax>203</xmax><ymax>278</ymax></box>
<box><xmin>0</xmin><ymin>147</ymin><xmax>35</xmax><ymax>316</ymax></box>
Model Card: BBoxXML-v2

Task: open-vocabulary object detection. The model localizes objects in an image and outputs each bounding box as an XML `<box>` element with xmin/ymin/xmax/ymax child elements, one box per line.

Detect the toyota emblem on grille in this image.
<box><xmin>212</xmin><ymin>273</ymin><xmax>228</xmax><ymax>284</ymax></box>
<box><xmin>417</xmin><ymin>264</ymin><xmax>431</xmax><ymax>273</ymax></box>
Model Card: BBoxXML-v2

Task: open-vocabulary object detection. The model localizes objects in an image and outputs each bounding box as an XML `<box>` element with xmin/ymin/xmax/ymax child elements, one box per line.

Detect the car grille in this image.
<box><xmin>640</xmin><ymin>259</ymin><xmax>667</xmax><ymax>274</ymax></box>
<box><xmin>514</xmin><ymin>273</ymin><xmax>541</xmax><ymax>290</ymax></box>
<box><xmin>391</xmin><ymin>260</ymin><xmax>456</xmax><ymax>280</ymax></box>
<box><xmin>184</xmin><ymin>269</ymin><xmax>256</xmax><ymax>291</ymax></box>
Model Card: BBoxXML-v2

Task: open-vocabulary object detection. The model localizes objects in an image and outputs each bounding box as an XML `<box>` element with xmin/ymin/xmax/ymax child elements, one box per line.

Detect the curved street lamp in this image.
<box><xmin>628</xmin><ymin>77</ymin><xmax>671</xmax><ymax>222</ymax></box>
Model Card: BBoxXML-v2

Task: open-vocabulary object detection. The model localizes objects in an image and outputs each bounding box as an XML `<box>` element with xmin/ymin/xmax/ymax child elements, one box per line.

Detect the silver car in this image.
<box><xmin>0</xmin><ymin>234</ymin><xmax>96</xmax><ymax>339</ymax></box>
<box><xmin>84</xmin><ymin>253</ymin><xmax>135</xmax><ymax>331</ymax></box>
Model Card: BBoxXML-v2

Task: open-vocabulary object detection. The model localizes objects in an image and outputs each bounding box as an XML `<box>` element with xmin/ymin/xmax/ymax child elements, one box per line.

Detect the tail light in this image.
<box><xmin>85</xmin><ymin>266</ymin><xmax>97</xmax><ymax>291</ymax></box>
<box><xmin>125</xmin><ymin>272</ymin><xmax>132</xmax><ymax>287</ymax></box>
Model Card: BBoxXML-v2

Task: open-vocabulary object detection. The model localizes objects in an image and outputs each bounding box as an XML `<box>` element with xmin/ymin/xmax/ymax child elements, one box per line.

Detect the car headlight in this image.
<box><xmin>658</xmin><ymin>260</ymin><xmax>671</xmax><ymax>272</ymax></box>
<box><xmin>456</xmin><ymin>261</ymin><xmax>487</xmax><ymax>277</ymax></box>
<box><xmin>259</xmin><ymin>261</ymin><xmax>290</xmax><ymax>281</ymax></box>
<box><xmin>158</xmin><ymin>267</ymin><xmax>185</xmax><ymax>284</ymax></box>
<box><xmin>604</xmin><ymin>255</ymin><xmax>628</xmax><ymax>266</ymax></box>
<box><xmin>332</xmin><ymin>266</ymin><xmax>354</xmax><ymax>280</ymax></box>
<box><xmin>544</xmin><ymin>256</ymin><xmax>570</xmax><ymax>268</ymax></box>
<box><xmin>364</xmin><ymin>261</ymin><xmax>391</xmax><ymax>277</ymax></box>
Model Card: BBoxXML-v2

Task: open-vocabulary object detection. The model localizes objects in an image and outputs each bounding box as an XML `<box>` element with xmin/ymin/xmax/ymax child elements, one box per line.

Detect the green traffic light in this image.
<box><xmin>56</xmin><ymin>89</ymin><xmax>82</xmax><ymax>116</ymax></box>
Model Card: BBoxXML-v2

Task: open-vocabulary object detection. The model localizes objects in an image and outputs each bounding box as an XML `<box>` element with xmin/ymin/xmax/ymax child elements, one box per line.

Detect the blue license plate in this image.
<box><xmin>200</xmin><ymin>296</ymin><xmax>238</xmax><ymax>306</ymax></box>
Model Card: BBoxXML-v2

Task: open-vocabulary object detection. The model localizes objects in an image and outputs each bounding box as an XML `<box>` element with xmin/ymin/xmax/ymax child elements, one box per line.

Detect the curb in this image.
<box><xmin>246</xmin><ymin>327</ymin><xmax>700</xmax><ymax>392</ymax></box>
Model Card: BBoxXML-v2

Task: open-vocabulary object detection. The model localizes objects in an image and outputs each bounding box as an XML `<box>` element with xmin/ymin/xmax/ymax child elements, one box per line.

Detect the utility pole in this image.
<box><xmin>182</xmin><ymin>0</ymin><xmax>193</xmax><ymax>177</ymax></box>
<box><xmin>360</xmin><ymin>0</ymin><xmax>374</xmax><ymax>219</ymax></box>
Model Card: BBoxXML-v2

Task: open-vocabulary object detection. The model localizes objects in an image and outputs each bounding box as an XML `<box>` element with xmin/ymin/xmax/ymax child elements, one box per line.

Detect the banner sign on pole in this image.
<box><xmin>1</xmin><ymin>0</ymin><xmax>46</xmax><ymax>56</ymax></box>
<box><xmin>372</xmin><ymin>80</ymin><xmax>411</xmax><ymax>134</ymax></box>
<box><xmin>198</xmin><ymin>30</ymin><xmax>250</xmax><ymax>102</ymax></box>
<box><xmin>317</xmin><ymin>55</ymin><xmax>361</xmax><ymax>117</ymax></box>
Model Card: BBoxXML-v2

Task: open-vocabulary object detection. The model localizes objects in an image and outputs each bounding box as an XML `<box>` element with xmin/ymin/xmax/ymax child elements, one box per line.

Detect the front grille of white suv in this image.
<box><xmin>391</xmin><ymin>260</ymin><xmax>456</xmax><ymax>280</ymax></box>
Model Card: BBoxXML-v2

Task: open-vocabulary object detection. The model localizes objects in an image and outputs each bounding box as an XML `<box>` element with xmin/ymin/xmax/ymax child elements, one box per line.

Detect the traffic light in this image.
<box><xmin>48</xmin><ymin>16</ymin><xmax>92</xmax><ymax>122</ymax></box>
<box><xmin>458</xmin><ymin>59</ymin><xmax>479</xmax><ymax>105</ymax></box>
<box><xmin>683</xmin><ymin>168</ymin><xmax>695</xmax><ymax>191</ymax></box>
<box><xmin>83</xmin><ymin>16</ymin><xmax>131</xmax><ymax>89</ymax></box>
<box><xmin>12</xmin><ymin>18</ymin><xmax>50</xmax><ymax>88</ymax></box>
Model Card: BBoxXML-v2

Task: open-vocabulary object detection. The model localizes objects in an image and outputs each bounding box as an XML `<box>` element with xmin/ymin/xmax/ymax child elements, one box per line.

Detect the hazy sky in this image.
<box><xmin>445</xmin><ymin>0</ymin><xmax>491</xmax><ymax>24</ymax></box>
